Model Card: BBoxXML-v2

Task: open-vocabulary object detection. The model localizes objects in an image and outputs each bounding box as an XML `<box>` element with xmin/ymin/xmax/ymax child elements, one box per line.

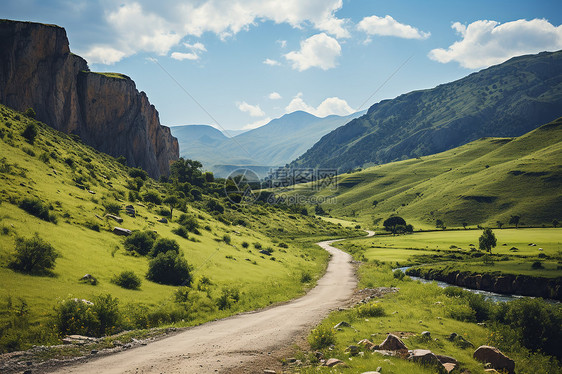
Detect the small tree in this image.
<box><xmin>553</xmin><ymin>219</ymin><xmax>559</xmax><ymax>228</ymax></box>
<box><xmin>436</xmin><ymin>219</ymin><xmax>446</xmax><ymax>230</ymax></box>
<box><xmin>314</xmin><ymin>205</ymin><xmax>326</xmax><ymax>216</ymax></box>
<box><xmin>163</xmin><ymin>195</ymin><xmax>179</xmax><ymax>219</ymax></box>
<box><xmin>111</xmin><ymin>271</ymin><xmax>141</xmax><ymax>290</ymax></box>
<box><xmin>146</xmin><ymin>251</ymin><xmax>191</xmax><ymax>286</ymax></box>
<box><xmin>383</xmin><ymin>216</ymin><xmax>407</xmax><ymax>234</ymax></box>
<box><xmin>143</xmin><ymin>190</ymin><xmax>162</xmax><ymax>205</ymax></box>
<box><xmin>496</xmin><ymin>221</ymin><xmax>504</xmax><ymax>229</ymax></box>
<box><xmin>124</xmin><ymin>231</ymin><xmax>156</xmax><ymax>256</ymax></box>
<box><xmin>372</xmin><ymin>200</ymin><xmax>379</xmax><ymax>207</ymax></box>
<box><xmin>462</xmin><ymin>222</ymin><xmax>468</xmax><ymax>230</ymax></box>
<box><xmin>21</xmin><ymin>123</ymin><xmax>38</xmax><ymax>144</ymax></box>
<box><xmin>479</xmin><ymin>228</ymin><xmax>497</xmax><ymax>253</ymax></box>
<box><xmin>9</xmin><ymin>234</ymin><xmax>58</xmax><ymax>274</ymax></box>
<box><xmin>149</xmin><ymin>238</ymin><xmax>180</xmax><ymax>258</ymax></box>
<box><xmin>24</xmin><ymin>107</ymin><xmax>36</xmax><ymax>119</ymax></box>
<box><xmin>509</xmin><ymin>215</ymin><xmax>521</xmax><ymax>229</ymax></box>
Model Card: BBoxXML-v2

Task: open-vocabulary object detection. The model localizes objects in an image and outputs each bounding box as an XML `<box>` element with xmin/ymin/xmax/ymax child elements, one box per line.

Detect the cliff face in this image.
<box><xmin>0</xmin><ymin>19</ymin><xmax>178</xmax><ymax>178</ymax></box>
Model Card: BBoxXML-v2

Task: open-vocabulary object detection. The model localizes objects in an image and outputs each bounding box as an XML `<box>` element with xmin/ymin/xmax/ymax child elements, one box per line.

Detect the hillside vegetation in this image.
<box><xmin>0</xmin><ymin>103</ymin><xmax>359</xmax><ymax>352</ymax></box>
<box><xmin>282</xmin><ymin>117</ymin><xmax>562</xmax><ymax>229</ymax></box>
<box><xmin>291</xmin><ymin>50</ymin><xmax>562</xmax><ymax>172</ymax></box>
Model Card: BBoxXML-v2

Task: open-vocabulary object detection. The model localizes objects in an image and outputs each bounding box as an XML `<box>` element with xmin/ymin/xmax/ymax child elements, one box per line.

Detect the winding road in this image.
<box><xmin>49</xmin><ymin>232</ymin><xmax>374</xmax><ymax>374</ymax></box>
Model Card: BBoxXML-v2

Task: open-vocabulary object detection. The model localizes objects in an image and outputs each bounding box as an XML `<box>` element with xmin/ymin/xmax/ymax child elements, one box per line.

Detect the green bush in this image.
<box><xmin>53</xmin><ymin>294</ymin><xmax>120</xmax><ymax>337</ymax></box>
<box><xmin>9</xmin><ymin>234</ymin><xmax>58</xmax><ymax>275</ymax></box>
<box><xmin>18</xmin><ymin>198</ymin><xmax>57</xmax><ymax>223</ymax></box>
<box><xmin>146</xmin><ymin>251</ymin><xmax>191</xmax><ymax>286</ymax></box>
<box><xmin>112</xmin><ymin>271</ymin><xmax>141</xmax><ymax>290</ymax></box>
<box><xmin>149</xmin><ymin>238</ymin><xmax>180</xmax><ymax>258</ymax></box>
<box><xmin>178</xmin><ymin>213</ymin><xmax>199</xmax><ymax>232</ymax></box>
<box><xmin>531</xmin><ymin>261</ymin><xmax>544</xmax><ymax>269</ymax></box>
<box><xmin>21</xmin><ymin>123</ymin><xmax>37</xmax><ymax>144</ymax></box>
<box><xmin>308</xmin><ymin>325</ymin><xmax>335</xmax><ymax>350</ymax></box>
<box><xmin>172</xmin><ymin>226</ymin><xmax>189</xmax><ymax>239</ymax></box>
<box><xmin>128</xmin><ymin>168</ymin><xmax>148</xmax><ymax>180</ymax></box>
<box><xmin>300</xmin><ymin>272</ymin><xmax>312</xmax><ymax>283</ymax></box>
<box><xmin>357</xmin><ymin>302</ymin><xmax>385</xmax><ymax>317</ymax></box>
<box><xmin>393</xmin><ymin>269</ymin><xmax>406</xmax><ymax>280</ymax></box>
<box><xmin>241</xmin><ymin>241</ymin><xmax>249</xmax><ymax>248</ymax></box>
<box><xmin>124</xmin><ymin>231</ymin><xmax>156</xmax><ymax>256</ymax></box>
<box><xmin>216</xmin><ymin>287</ymin><xmax>240</xmax><ymax>310</ymax></box>
<box><xmin>103</xmin><ymin>201</ymin><xmax>121</xmax><ymax>215</ymax></box>
<box><xmin>222</xmin><ymin>234</ymin><xmax>231</xmax><ymax>244</ymax></box>
<box><xmin>143</xmin><ymin>190</ymin><xmax>162</xmax><ymax>205</ymax></box>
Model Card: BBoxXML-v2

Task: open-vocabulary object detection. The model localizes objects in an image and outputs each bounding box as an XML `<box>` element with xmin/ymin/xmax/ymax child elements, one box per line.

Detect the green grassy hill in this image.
<box><xmin>283</xmin><ymin>117</ymin><xmax>562</xmax><ymax>229</ymax></box>
<box><xmin>0</xmin><ymin>104</ymin><xmax>358</xmax><ymax>351</ymax></box>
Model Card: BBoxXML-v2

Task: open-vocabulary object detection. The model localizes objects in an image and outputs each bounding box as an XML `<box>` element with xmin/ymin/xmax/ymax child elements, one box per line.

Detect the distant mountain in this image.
<box><xmin>222</xmin><ymin>129</ymin><xmax>248</xmax><ymax>137</ymax></box>
<box><xmin>290</xmin><ymin>50</ymin><xmax>562</xmax><ymax>172</ymax></box>
<box><xmin>172</xmin><ymin>110</ymin><xmax>365</xmax><ymax>177</ymax></box>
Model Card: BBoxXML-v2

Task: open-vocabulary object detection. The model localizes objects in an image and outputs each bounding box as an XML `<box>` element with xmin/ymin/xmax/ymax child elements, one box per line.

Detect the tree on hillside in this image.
<box><xmin>479</xmin><ymin>228</ymin><xmax>497</xmax><ymax>253</ymax></box>
<box><xmin>372</xmin><ymin>200</ymin><xmax>379</xmax><ymax>207</ymax></box>
<box><xmin>163</xmin><ymin>195</ymin><xmax>179</xmax><ymax>219</ymax></box>
<box><xmin>315</xmin><ymin>205</ymin><xmax>326</xmax><ymax>216</ymax></box>
<box><xmin>553</xmin><ymin>219</ymin><xmax>559</xmax><ymax>228</ymax></box>
<box><xmin>383</xmin><ymin>216</ymin><xmax>406</xmax><ymax>234</ymax></box>
<box><xmin>509</xmin><ymin>215</ymin><xmax>521</xmax><ymax>229</ymax></box>
<box><xmin>21</xmin><ymin>123</ymin><xmax>38</xmax><ymax>144</ymax></box>
<box><xmin>9</xmin><ymin>234</ymin><xmax>58</xmax><ymax>274</ymax></box>
<box><xmin>435</xmin><ymin>219</ymin><xmax>446</xmax><ymax>230</ymax></box>
<box><xmin>170</xmin><ymin>158</ymin><xmax>205</xmax><ymax>187</ymax></box>
<box><xmin>462</xmin><ymin>222</ymin><xmax>468</xmax><ymax>230</ymax></box>
<box><xmin>497</xmin><ymin>221</ymin><xmax>504</xmax><ymax>229</ymax></box>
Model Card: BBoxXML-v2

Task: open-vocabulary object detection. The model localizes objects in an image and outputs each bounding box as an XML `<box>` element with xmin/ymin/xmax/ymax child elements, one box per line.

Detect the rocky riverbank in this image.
<box><xmin>405</xmin><ymin>267</ymin><xmax>562</xmax><ymax>300</ymax></box>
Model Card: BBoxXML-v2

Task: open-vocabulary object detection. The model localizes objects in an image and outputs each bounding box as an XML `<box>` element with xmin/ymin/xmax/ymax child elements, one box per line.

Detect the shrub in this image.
<box><xmin>9</xmin><ymin>234</ymin><xmax>58</xmax><ymax>274</ymax></box>
<box><xmin>172</xmin><ymin>226</ymin><xmax>189</xmax><ymax>239</ymax></box>
<box><xmin>393</xmin><ymin>269</ymin><xmax>406</xmax><ymax>280</ymax></box>
<box><xmin>128</xmin><ymin>168</ymin><xmax>148</xmax><ymax>180</ymax></box>
<box><xmin>18</xmin><ymin>198</ymin><xmax>56</xmax><ymax>223</ymax></box>
<box><xmin>357</xmin><ymin>302</ymin><xmax>385</xmax><ymax>317</ymax></box>
<box><xmin>253</xmin><ymin>242</ymin><xmax>262</xmax><ymax>250</ymax></box>
<box><xmin>177</xmin><ymin>213</ymin><xmax>199</xmax><ymax>232</ymax></box>
<box><xmin>103</xmin><ymin>201</ymin><xmax>121</xmax><ymax>215</ymax></box>
<box><xmin>206</xmin><ymin>199</ymin><xmax>224</xmax><ymax>213</ymax></box>
<box><xmin>149</xmin><ymin>238</ymin><xmax>180</xmax><ymax>258</ymax></box>
<box><xmin>223</xmin><ymin>234</ymin><xmax>231</xmax><ymax>244</ymax></box>
<box><xmin>531</xmin><ymin>261</ymin><xmax>544</xmax><ymax>269</ymax></box>
<box><xmin>241</xmin><ymin>241</ymin><xmax>249</xmax><ymax>248</ymax></box>
<box><xmin>308</xmin><ymin>326</ymin><xmax>335</xmax><ymax>350</ymax></box>
<box><xmin>84</xmin><ymin>221</ymin><xmax>100</xmax><ymax>232</ymax></box>
<box><xmin>21</xmin><ymin>123</ymin><xmax>37</xmax><ymax>144</ymax></box>
<box><xmin>278</xmin><ymin>242</ymin><xmax>288</xmax><ymax>248</ymax></box>
<box><xmin>124</xmin><ymin>231</ymin><xmax>156</xmax><ymax>256</ymax></box>
<box><xmin>216</xmin><ymin>287</ymin><xmax>240</xmax><ymax>310</ymax></box>
<box><xmin>92</xmin><ymin>294</ymin><xmax>120</xmax><ymax>336</ymax></box>
<box><xmin>112</xmin><ymin>271</ymin><xmax>141</xmax><ymax>290</ymax></box>
<box><xmin>24</xmin><ymin>108</ymin><xmax>36</xmax><ymax>119</ymax></box>
<box><xmin>116</xmin><ymin>155</ymin><xmax>126</xmax><ymax>165</ymax></box>
<box><xmin>300</xmin><ymin>272</ymin><xmax>312</xmax><ymax>283</ymax></box>
<box><xmin>53</xmin><ymin>294</ymin><xmax>120</xmax><ymax>337</ymax></box>
<box><xmin>146</xmin><ymin>251</ymin><xmax>191</xmax><ymax>286</ymax></box>
<box><xmin>143</xmin><ymin>190</ymin><xmax>162</xmax><ymax>205</ymax></box>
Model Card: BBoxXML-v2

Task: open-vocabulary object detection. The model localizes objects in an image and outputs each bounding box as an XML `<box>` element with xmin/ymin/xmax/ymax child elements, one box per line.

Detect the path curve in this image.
<box><xmin>49</xmin><ymin>233</ymin><xmax>373</xmax><ymax>374</ymax></box>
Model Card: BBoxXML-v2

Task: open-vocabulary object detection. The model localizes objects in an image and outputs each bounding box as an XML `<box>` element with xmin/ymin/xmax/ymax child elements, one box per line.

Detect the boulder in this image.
<box><xmin>357</xmin><ymin>339</ymin><xmax>376</xmax><ymax>350</ymax></box>
<box><xmin>105</xmin><ymin>214</ymin><xmax>123</xmax><ymax>223</ymax></box>
<box><xmin>442</xmin><ymin>362</ymin><xmax>457</xmax><ymax>373</ymax></box>
<box><xmin>421</xmin><ymin>331</ymin><xmax>431</xmax><ymax>339</ymax></box>
<box><xmin>334</xmin><ymin>321</ymin><xmax>351</xmax><ymax>329</ymax></box>
<box><xmin>473</xmin><ymin>345</ymin><xmax>515</xmax><ymax>374</ymax></box>
<box><xmin>113</xmin><ymin>227</ymin><xmax>132</xmax><ymax>236</ymax></box>
<box><xmin>345</xmin><ymin>345</ymin><xmax>360</xmax><ymax>356</ymax></box>
<box><xmin>436</xmin><ymin>354</ymin><xmax>458</xmax><ymax>365</ymax></box>
<box><xmin>378</xmin><ymin>333</ymin><xmax>408</xmax><ymax>351</ymax></box>
<box><xmin>157</xmin><ymin>217</ymin><xmax>168</xmax><ymax>223</ymax></box>
<box><xmin>325</xmin><ymin>358</ymin><xmax>344</xmax><ymax>367</ymax></box>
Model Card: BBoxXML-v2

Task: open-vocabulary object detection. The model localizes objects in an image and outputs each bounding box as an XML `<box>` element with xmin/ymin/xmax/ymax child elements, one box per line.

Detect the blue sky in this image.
<box><xmin>4</xmin><ymin>0</ymin><xmax>562</xmax><ymax>130</ymax></box>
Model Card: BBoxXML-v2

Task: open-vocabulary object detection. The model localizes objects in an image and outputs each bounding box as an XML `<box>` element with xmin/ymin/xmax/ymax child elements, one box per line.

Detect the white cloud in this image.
<box><xmin>277</xmin><ymin>40</ymin><xmax>287</xmax><ymax>48</ymax></box>
<box><xmin>237</xmin><ymin>101</ymin><xmax>265</xmax><ymax>117</ymax></box>
<box><xmin>284</xmin><ymin>33</ymin><xmax>341</xmax><ymax>71</ymax></box>
<box><xmin>263</xmin><ymin>58</ymin><xmax>281</xmax><ymax>66</ymax></box>
<box><xmin>357</xmin><ymin>15</ymin><xmax>430</xmax><ymax>40</ymax></box>
<box><xmin>242</xmin><ymin>117</ymin><xmax>272</xmax><ymax>130</ymax></box>
<box><xmin>171</xmin><ymin>52</ymin><xmax>199</xmax><ymax>61</ymax></box>
<box><xmin>429</xmin><ymin>18</ymin><xmax>562</xmax><ymax>69</ymax></box>
<box><xmin>85</xmin><ymin>0</ymin><xmax>349</xmax><ymax>64</ymax></box>
<box><xmin>268</xmin><ymin>92</ymin><xmax>282</xmax><ymax>100</ymax></box>
<box><xmin>285</xmin><ymin>93</ymin><xmax>354</xmax><ymax>117</ymax></box>
<box><xmin>171</xmin><ymin>41</ymin><xmax>207</xmax><ymax>61</ymax></box>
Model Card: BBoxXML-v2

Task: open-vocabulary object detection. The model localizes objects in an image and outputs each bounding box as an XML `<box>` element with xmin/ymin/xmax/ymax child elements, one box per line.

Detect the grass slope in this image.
<box><xmin>0</xmin><ymin>104</ymin><xmax>359</xmax><ymax>351</ymax></box>
<box><xmin>283</xmin><ymin>117</ymin><xmax>562</xmax><ymax>228</ymax></box>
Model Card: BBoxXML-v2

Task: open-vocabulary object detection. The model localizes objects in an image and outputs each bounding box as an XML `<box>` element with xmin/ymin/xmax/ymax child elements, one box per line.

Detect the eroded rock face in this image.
<box><xmin>473</xmin><ymin>345</ymin><xmax>515</xmax><ymax>374</ymax></box>
<box><xmin>0</xmin><ymin>20</ymin><xmax>178</xmax><ymax>178</ymax></box>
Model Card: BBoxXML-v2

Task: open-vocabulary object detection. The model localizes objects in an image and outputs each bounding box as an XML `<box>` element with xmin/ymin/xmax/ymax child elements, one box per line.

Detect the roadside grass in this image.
<box><xmin>296</xmin><ymin>263</ymin><xmax>561</xmax><ymax>374</ymax></box>
<box><xmin>0</xmin><ymin>103</ymin><xmax>354</xmax><ymax>352</ymax></box>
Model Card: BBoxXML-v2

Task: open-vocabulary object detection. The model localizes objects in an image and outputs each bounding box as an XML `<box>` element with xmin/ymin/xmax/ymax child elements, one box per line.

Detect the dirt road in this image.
<box><xmin>49</xmin><ymin>234</ymin><xmax>372</xmax><ymax>373</ymax></box>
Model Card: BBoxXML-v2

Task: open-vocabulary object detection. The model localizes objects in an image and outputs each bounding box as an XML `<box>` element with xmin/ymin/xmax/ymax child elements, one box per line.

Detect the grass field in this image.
<box><xmin>0</xmin><ymin>103</ymin><xmax>360</xmax><ymax>351</ymax></box>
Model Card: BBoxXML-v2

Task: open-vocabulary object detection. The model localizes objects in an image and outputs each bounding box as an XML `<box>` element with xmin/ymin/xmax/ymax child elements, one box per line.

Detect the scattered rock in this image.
<box><xmin>378</xmin><ymin>333</ymin><xmax>408</xmax><ymax>351</ymax></box>
<box><xmin>443</xmin><ymin>362</ymin><xmax>458</xmax><ymax>373</ymax></box>
<box><xmin>421</xmin><ymin>331</ymin><xmax>431</xmax><ymax>339</ymax></box>
<box><xmin>345</xmin><ymin>345</ymin><xmax>360</xmax><ymax>356</ymax></box>
<box><xmin>113</xmin><ymin>227</ymin><xmax>132</xmax><ymax>236</ymax></box>
<box><xmin>436</xmin><ymin>354</ymin><xmax>458</xmax><ymax>365</ymax></box>
<box><xmin>372</xmin><ymin>350</ymin><xmax>398</xmax><ymax>357</ymax></box>
<box><xmin>125</xmin><ymin>205</ymin><xmax>136</xmax><ymax>217</ymax></box>
<box><xmin>473</xmin><ymin>345</ymin><xmax>515</xmax><ymax>374</ymax></box>
<box><xmin>157</xmin><ymin>217</ymin><xmax>168</xmax><ymax>223</ymax></box>
<box><xmin>325</xmin><ymin>358</ymin><xmax>344</xmax><ymax>367</ymax></box>
<box><xmin>263</xmin><ymin>370</ymin><xmax>276</xmax><ymax>374</ymax></box>
<box><xmin>88</xmin><ymin>190</ymin><xmax>95</xmax><ymax>194</ymax></box>
<box><xmin>334</xmin><ymin>321</ymin><xmax>351</xmax><ymax>329</ymax></box>
<box><xmin>62</xmin><ymin>334</ymin><xmax>98</xmax><ymax>345</ymax></box>
<box><xmin>90</xmin><ymin>350</ymin><xmax>98</xmax><ymax>355</ymax></box>
<box><xmin>357</xmin><ymin>339</ymin><xmax>376</xmax><ymax>350</ymax></box>
<box><xmin>447</xmin><ymin>332</ymin><xmax>473</xmax><ymax>348</ymax></box>
<box><xmin>105</xmin><ymin>214</ymin><xmax>123</xmax><ymax>223</ymax></box>
<box><xmin>360</xmin><ymin>372</ymin><xmax>381</xmax><ymax>374</ymax></box>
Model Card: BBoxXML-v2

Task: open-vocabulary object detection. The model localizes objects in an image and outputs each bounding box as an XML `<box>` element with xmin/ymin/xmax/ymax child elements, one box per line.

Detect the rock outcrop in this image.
<box><xmin>0</xmin><ymin>19</ymin><xmax>178</xmax><ymax>178</ymax></box>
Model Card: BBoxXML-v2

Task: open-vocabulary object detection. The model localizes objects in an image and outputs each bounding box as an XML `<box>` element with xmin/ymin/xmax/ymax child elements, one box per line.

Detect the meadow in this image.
<box><xmin>0</xmin><ymin>103</ymin><xmax>359</xmax><ymax>352</ymax></box>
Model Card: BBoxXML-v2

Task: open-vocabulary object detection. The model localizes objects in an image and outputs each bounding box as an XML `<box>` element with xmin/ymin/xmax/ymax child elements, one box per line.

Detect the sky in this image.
<box><xmin>4</xmin><ymin>0</ymin><xmax>562</xmax><ymax>130</ymax></box>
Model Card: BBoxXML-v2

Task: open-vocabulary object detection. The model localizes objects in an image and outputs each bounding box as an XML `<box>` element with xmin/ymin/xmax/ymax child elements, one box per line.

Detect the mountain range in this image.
<box><xmin>290</xmin><ymin>50</ymin><xmax>562</xmax><ymax>172</ymax></box>
<box><xmin>171</xmin><ymin>110</ymin><xmax>365</xmax><ymax>177</ymax></box>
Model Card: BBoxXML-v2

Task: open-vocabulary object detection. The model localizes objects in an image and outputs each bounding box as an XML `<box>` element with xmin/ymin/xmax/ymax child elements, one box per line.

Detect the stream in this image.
<box><xmin>394</xmin><ymin>266</ymin><xmax>544</xmax><ymax>303</ymax></box>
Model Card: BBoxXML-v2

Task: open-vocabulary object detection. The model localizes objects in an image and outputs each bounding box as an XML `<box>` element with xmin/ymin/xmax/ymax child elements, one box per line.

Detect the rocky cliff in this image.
<box><xmin>0</xmin><ymin>19</ymin><xmax>178</xmax><ymax>178</ymax></box>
